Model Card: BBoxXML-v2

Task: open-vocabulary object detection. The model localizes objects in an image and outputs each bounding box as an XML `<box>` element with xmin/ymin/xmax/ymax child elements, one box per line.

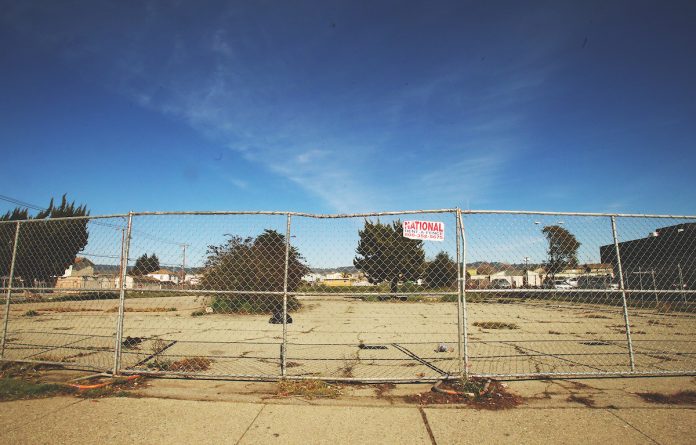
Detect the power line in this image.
<box><xmin>0</xmin><ymin>193</ymin><xmax>184</xmax><ymax>246</ymax></box>
<box><xmin>0</xmin><ymin>194</ymin><xmax>46</xmax><ymax>212</ymax></box>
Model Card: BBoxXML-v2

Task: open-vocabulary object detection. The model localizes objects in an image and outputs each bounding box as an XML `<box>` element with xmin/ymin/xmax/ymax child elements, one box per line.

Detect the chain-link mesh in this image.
<box><xmin>1</xmin><ymin>210</ymin><xmax>694</xmax><ymax>381</ymax></box>
<box><xmin>285</xmin><ymin>213</ymin><xmax>460</xmax><ymax>380</ymax></box>
<box><xmin>0</xmin><ymin>217</ymin><xmax>128</xmax><ymax>371</ymax></box>
<box><xmin>463</xmin><ymin>212</ymin><xmax>696</xmax><ymax>378</ymax></box>
<box><xmin>118</xmin><ymin>214</ymin><xmax>288</xmax><ymax>378</ymax></box>
<box><xmin>611</xmin><ymin>216</ymin><xmax>696</xmax><ymax>374</ymax></box>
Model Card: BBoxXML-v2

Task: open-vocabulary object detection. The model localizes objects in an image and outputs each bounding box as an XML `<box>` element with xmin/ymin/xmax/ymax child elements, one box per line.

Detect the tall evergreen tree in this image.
<box><xmin>0</xmin><ymin>195</ymin><xmax>89</xmax><ymax>285</ymax></box>
<box><xmin>353</xmin><ymin>220</ymin><xmax>425</xmax><ymax>293</ymax></box>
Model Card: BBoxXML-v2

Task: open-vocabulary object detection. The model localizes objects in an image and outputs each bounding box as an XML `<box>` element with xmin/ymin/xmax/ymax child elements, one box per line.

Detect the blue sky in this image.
<box><xmin>2</xmin><ymin>0</ymin><xmax>696</xmax><ymax>217</ymax></box>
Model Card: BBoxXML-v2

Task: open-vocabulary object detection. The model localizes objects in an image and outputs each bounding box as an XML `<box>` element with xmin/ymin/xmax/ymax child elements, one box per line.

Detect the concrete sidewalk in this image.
<box><xmin>1</xmin><ymin>376</ymin><xmax>695</xmax><ymax>444</ymax></box>
<box><xmin>1</xmin><ymin>396</ymin><xmax>695</xmax><ymax>444</ymax></box>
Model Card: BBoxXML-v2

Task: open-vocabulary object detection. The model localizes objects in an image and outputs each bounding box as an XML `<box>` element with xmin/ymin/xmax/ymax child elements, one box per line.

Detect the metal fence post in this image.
<box><xmin>1</xmin><ymin>222</ymin><xmax>21</xmax><ymax>360</ymax></box>
<box><xmin>457</xmin><ymin>209</ymin><xmax>470</xmax><ymax>379</ymax></box>
<box><xmin>281</xmin><ymin>214</ymin><xmax>292</xmax><ymax>377</ymax></box>
<box><xmin>455</xmin><ymin>210</ymin><xmax>463</xmax><ymax>377</ymax></box>
<box><xmin>113</xmin><ymin>213</ymin><xmax>133</xmax><ymax>375</ymax></box>
<box><xmin>611</xmin><ymin>215</ymin><xmax>635</xmax><ymax>372</ymax></box>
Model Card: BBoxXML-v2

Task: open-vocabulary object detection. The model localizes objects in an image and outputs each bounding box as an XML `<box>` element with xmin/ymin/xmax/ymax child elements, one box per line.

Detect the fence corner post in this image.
<box><xmin>611</xmin><ymin>215</ymin><xmax>635</xmax><ymax>372</ymax></box>
<box><xmin>456</xmin><ymin>209</ymin><xmax>469</xmax><ymax>379</ymax></box>
<box><xmin>113</xmin><ymin>212</ymin><xmax>133</xmax><ymax>376</ymax></box>
<box><xmin>1</xmin><ymin>221</ymin><xmax>21</xmax><ymax>360</ymax></box>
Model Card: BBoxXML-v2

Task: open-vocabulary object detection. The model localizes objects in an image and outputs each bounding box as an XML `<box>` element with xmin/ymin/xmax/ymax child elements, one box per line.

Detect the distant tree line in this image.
<box><xmin>353</xmin><ymin>220</ymin><xmax>459</xmax><ymax>292</ymax></box>
<box><xmin>132</xmin><ymin>253</ymin><xmax>160</xmax><ymax>275</ymax></box>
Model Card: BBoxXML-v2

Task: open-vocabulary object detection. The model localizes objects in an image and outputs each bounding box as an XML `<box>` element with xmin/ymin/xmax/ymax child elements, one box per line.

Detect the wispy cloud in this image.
<box><xmin>3</xmin><ymin>2</ymin><xmax>569</xmax><ymax>211</ymax></box>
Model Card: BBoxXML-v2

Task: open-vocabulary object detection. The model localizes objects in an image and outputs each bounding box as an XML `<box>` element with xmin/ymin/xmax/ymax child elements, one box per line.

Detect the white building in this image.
<box><xmin>184</xmin><ymin>274</ymin><xmax>202</xmax><ymax>285</ymax></box>
<box><xmin>146</xmin><ymin>269</ymin><xmax>179</xmax><ymax>284</ymax></box>
<box><xmin>302</xmin><ymin>273</ymin><xmax>324</xmax><ymax>284</ymax></box>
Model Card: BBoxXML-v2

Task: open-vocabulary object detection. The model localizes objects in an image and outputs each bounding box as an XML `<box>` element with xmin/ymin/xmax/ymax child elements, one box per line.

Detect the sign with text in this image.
<box><xmin>403</xmin><ymin>220</ymin><xmax>445</xmax><ymax>241</ymax></box>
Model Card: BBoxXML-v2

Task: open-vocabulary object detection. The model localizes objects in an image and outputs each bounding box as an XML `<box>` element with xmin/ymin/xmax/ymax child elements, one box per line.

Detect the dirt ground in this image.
<box><xmin>2</xmin><ymin>295</ymin><xmax>694</xmax><ymax>379</ymax></box>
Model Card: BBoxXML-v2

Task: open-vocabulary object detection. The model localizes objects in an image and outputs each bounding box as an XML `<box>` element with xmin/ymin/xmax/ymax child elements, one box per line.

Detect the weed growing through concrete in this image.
<box><xmin>277</xmin><ymin>380</ymin><xmax>342</xmax><ymax>399</ymax></box>
<box><xmin>0</xmin><ymin>378</ymin><xmax>70</xmax><ymax>401</ymax></box>
<box><xmin>169</xmin><ymin>357</ymin><xmax>213</xmax><ymax>372</ymax></box>
<box><xmin>473</xmin><ymin>321</ymin><xmax>519</xmax><ymax>330</ymax></box>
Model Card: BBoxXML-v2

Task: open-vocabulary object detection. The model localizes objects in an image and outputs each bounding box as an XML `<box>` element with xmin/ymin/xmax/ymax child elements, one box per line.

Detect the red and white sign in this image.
<box><xmin>403</xmin><ymin>220</ymin><xmax>445</xmax><ymax>241</ymax></box>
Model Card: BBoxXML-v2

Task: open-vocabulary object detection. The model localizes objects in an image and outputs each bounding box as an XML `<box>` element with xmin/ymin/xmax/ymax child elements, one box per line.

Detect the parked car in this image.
<box><xmin>490</xmin><ymin>278</ymin><xmax>512</xmax><ymax>289</ymax></box>
<box><xmin>551</xmin><ymin>279</ymin><xmax>573</xmax><ymax>290</ymax></box>
<box><xmin>565</xmin><ymin>277</ymin><xmax>579</xmax><ymax>288</ymax></box>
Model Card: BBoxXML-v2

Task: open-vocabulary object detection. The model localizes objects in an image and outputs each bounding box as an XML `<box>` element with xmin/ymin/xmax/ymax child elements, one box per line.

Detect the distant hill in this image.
<box><xmin>310</xmin><ymin>266</ymin><xmax>358</xmax><ymax>274</ymax></box>
<box><xmin>468</xmin><ymin>261</ymin><xmax>543</xmax><ymax>271</ymax></box>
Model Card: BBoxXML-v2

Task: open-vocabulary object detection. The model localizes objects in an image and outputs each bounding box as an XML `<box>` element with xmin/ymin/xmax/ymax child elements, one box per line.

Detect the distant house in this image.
<box><xmin>146</xmin><ymin>269</ymin><xmax>179</xmax><ymax>285</ymax></box>
<box><xmin>301</xmin><ymin>273</ymin><xmax>324</xmax><ymax>284</ymax></box>
<box><xmin>184</xmin><ymin>274</ymin><xmax>202</xmax><ymax>286</ymax></box>
<box><xmin>488</xmin><ymin>270</ymin><xmax>543</xmax><ymax>288</ymax></box>
<box><xmin>56</xmin><ymin>258</ymin><xmax>104</xmax><ymax>290</ymax></box>
<box><xmin>468</xmin><ymin>268</ymin><xmax>544</xmax><ymax>288</ymax></box>
<box><xmin>117</xmin><ymin>275</ymin><xmax>162</xmax><ymax>290</ymax></box>
<box><xmin>62</xmin><ymin>257</ymin><xmax>96</xmax><ymax>278</ymax></box>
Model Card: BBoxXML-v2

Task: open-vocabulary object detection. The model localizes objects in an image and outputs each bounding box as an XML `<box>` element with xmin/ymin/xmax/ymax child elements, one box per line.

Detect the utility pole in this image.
<box><xmin>180</xmin><ymin>244</ymin><xmax>188</xmax><ymax>289</ymax></box>
<box><xmin>523</xmin><ymin>257</ymin><xmax>530</xmax><ymax>287</ymax></box>
<box><xmin>651</xmin><ymin>269</ymin><xmax>658</xmax><ymax>307</ymax></box>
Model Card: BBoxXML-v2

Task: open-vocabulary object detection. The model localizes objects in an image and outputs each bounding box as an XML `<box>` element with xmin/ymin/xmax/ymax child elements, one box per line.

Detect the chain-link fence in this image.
<box><xmin>1</xmin><ymin>209</ymin><xmax>694</xmax><ymax>381</ymax></box>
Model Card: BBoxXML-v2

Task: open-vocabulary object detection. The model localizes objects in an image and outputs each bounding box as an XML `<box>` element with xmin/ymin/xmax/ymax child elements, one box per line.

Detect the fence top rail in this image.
<box><xmin>0</xmin><ymin>213</ymin><xmax>130</xmax><ymax>224</ymax></box>
<box><xmin>0</xmin><ymin>209</ymin><xmax>458</xmax><ymax>223</ymax></box>
<box><xmin>1</xmin><ymin>208</ymin><xmax>695</xmax><ymax>224</ymax></box>
<box><xmin>462</xmin><ymin>209</ymin><xmax>696</xmax><ymax>219</ymax></box>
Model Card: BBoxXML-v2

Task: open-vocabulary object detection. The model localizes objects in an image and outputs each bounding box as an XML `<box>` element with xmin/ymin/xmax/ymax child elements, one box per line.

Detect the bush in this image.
<box><xmin>210</xmin><ymin>294</ymin><xmax>301</xmax><ymax>314</ymax></box>
<box><xmin>51</xmin><ymin>291</ymin><xmax>119</xmax><ymax>302</ymax></box>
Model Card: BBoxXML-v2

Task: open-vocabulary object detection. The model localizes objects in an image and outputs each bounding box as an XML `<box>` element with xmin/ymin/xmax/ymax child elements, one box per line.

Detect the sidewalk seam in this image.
<box><xmin>5</xmin><ymin>398</ymin><xmax>88</xmax><ymax>434</ymax></box>
<box><xmin>418</xmin><ymin>407</ymin><xmax>437</xmax><ymax>445</ymax></box>
<box><xmin>235</xmin><ymin>403</ymin><xmax>266</xmax><ymax>445</ymax></box>
<box><xmin>604</xmin><ymin>409</ymin><xmax>660</xmax><ymax>445</ymax></box>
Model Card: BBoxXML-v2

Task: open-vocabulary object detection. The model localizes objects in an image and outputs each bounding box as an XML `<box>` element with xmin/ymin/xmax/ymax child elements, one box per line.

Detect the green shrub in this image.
<box><xmin>439</xmin><ymin>295</ymin><xmax>458</xmax><ymax>303</ymax></box>
<box><xmin>210</xmin><ymin>294</ymin><xmax>301</xmax><ymax>314</ymax></box>
<box><xmin>51</xmin><ymin>291</ymin><xmax>119</xmax><ymax>302</ymax></box>
<box><xmin>0</xmin><ymin>378</ymin><xmax>70</xmax><ymax>401</ymax></box>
